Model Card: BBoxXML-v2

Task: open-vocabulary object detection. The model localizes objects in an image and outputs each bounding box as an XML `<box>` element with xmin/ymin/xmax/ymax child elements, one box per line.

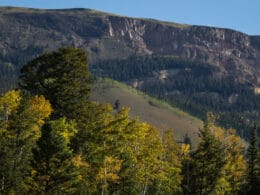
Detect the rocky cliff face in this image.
<box><xmin>0</xmin><ymin>7</ymin><xmax>260</xmax><ymax>85</ymax></box>
<box><xmin>108</xmin><ymin>16</ymin><xmax>260</xmax><ymax>82</ymax></box>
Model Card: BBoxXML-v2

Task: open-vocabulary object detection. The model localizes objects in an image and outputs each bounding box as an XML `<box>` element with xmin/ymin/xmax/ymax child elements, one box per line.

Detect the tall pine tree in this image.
<box><xmin>247</xmin><ymin>123</ymin><xmax>260</xmax><ymax>194</ymax></box>
<box><xmin>30</xmin><ymin>119</ymin><xmax>80</xmax><ymax>194</ymax></box>
<box><xmin>19</xmin><ymin>47</ymin><xmax>91</xmax><ymax>153</ymax></box>
<box><xmin>188</xmin><ymin>113</ymin><xmax>226</xmax><ymax>195</ymax></box>
<box><xmin>19</xmin><ymin>47</ymin><xmax>91</xmax><ymax>121</ymax></box>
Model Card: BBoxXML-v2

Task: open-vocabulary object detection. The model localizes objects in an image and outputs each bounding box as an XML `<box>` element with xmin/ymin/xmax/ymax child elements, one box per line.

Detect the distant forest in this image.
<box><xmin>92</xmin><ymin>55</ymin><xmax>260</xmax><ymax>140</ymax></box>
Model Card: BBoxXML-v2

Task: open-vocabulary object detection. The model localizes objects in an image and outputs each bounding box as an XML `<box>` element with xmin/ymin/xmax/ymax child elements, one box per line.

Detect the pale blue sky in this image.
<box><xmin>0</xmin><ymin>0</ymin><xmax>259</xmax><ymax>35</ymax></box>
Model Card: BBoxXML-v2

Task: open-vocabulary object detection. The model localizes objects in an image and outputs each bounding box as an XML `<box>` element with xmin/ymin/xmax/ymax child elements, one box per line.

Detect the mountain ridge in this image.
<box><xmin>1</xmin><ymin>6</ymin><xmax>255</xmax><ymax>35</ymax></box>
<box><xmin>0</xmin><ymin>6</ymin><xmax>259</xmax><ymax>82</ymax></box>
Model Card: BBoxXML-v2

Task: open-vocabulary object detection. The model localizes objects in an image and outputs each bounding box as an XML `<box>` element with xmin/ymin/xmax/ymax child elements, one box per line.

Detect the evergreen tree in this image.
<box><xmin>19</xmin><ymin>47</ymin><xmax>91</xmax><ymax>120</ymax></box>
<box><xmin>188</xmin><ymin>113</ymin><xmax>226</xmax><ymax>195</ymax></box>
<box><xmin>29</xmin><ymin>119</ymin><xmax>80</xmax><ymax>194</ymax></box>
<box><xmin>113</xmin><ymin>99</ymin><xmax>120</xmax><ymax>111</ymax></box>
<box><xmin>19</xmin><ymin>47</ymin><xmax>92</xmax><ymax>153</ymax></box>
<box><xmin>247</xmin><ymin>123</ymin><xmax>260</xmax><ymax>194</ymax></box>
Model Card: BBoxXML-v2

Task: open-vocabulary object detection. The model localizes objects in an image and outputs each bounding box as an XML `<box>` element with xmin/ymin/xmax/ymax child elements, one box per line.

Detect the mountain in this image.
<box><xmin>0</xmin><ymin>7</ymin><xmax>260</xmax><ymax>83</ymax></box>
<box><xmin>0</xmin><ymin>7</ymin><xmax>260</xmax><ymax>138</ymax></box>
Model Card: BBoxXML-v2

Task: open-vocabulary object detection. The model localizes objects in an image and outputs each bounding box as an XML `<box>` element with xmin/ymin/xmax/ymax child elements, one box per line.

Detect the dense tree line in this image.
<box><xmin>1</xmin><ymin>48</ymin><xmax>259</xmax><ymax>194</ymax></box>
<box><xmin>92</xmin><ymin>55</ymin><xmax>260</xmax><ymax>140</ymax></box>
<box><xmin>92</xmin><ymin>55</ymin><xmax>215</xmax><ymax>81</ymax></box>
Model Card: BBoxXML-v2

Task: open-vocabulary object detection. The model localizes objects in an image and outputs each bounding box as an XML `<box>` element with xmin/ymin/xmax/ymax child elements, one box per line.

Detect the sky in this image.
<box><xmin>0</xmin><ymin>0</ymin><xmax>259</xmax><ymax>35</ymax></box>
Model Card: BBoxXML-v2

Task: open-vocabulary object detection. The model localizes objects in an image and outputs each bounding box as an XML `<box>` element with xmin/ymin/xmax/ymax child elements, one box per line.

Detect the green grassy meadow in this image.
<box><xmin>90</xmin><ymin>78</ymin><xmax>202</xmax><ymax>146</ymax></box>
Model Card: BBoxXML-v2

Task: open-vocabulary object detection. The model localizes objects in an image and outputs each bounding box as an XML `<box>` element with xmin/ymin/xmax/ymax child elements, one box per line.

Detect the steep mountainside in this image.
<box><xmin>108</xmin><ymin>16</ymin><xmax>260</xmax><ymax>80</ymax></box>
<box><xmin>0</xmin><ymin>7</ymin><xmax>260</xmax><ymax>86</ymax></box>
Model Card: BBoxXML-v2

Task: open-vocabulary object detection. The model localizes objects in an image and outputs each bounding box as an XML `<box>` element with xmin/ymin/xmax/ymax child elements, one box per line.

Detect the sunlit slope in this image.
<box><xmin>90</xmin><ymin>78</ymin><xmax>202</xmax><ymax>145</ymax></box>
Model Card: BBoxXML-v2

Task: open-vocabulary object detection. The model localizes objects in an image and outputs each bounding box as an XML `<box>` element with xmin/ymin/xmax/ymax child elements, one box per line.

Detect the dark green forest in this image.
<box><xmin>1</xmin><ymin>48</ymin><xmax>260</xmax><ymax>194</ymax></box>
<box><xmin>92</xmin><ymin>55</ymin><xmax>260</xmax><ymax>140</ymax></box>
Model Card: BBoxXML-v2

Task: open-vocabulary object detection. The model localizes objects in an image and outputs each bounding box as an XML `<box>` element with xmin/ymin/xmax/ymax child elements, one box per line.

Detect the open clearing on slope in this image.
<box><xmin>90</xmin><ymin>78</ymin><xmax>202</xmax><ymax>146</ymax></box>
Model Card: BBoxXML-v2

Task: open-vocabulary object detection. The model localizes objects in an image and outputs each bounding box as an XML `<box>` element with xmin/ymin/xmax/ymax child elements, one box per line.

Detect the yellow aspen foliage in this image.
<box><xmin>73</xmin><ymin>155</ymin><xmax>90</xmax><ymax>168</ymax></box>
<box><xmin>73</xmin><ymin>154</ymin><xmax>90</xmax><ymax>184</ymax></box>
<box><xmin>204</xmin><ymin>119</ymin><xmax>247</xmax><ymax>194</ymax></box>
<box><xmin>221</xmin><ymin>129</ymin><xmax>247</xmax><ymax>193</ymax></box>
<box><xmin>180</xmin><ymin>143</ymin><xmax>191</xmax><ymax>159</ymax></box>
<box><xmin>215</xmin><ymin>176</ymin><xmax>231</xmax><ymax>195</ymax></box>
<box><xmin>161</xmin><ymin>129</ymin><xmax>183</xmax><ymax>193</ymax></box>
<box><xmin>131</xmin><ymin>124</ymin><xmax>164</xmax><ymax>191</ymax></box>
<box><xmin>19</xmin><ymin>95</ymin><xmax>52</xmax><ymax>143</ymax></box>
<box><xmin>97</xmin><ymin>156</ymin><xmax>122</xmax><ymax>191</ymax></box>
<box><xmin>162</xmin><ymin>129</ymin><xmax>181</xmax><ymax>162</ymax></box>
<box><xmin>28</xmin><ymin>95</ymin><xmax>52</xmax><ymax>126</ymax></box>
<box><xmin>0</xmin><ymin>90</ymin><xmax>21</xmax><ymax>116</ymax></box>
<box><xmin>52</xmin><ymin>118</ymin><xmax>77</xmax><ymax>145</ymax></box>
<box><xmin>0</xmin><ymin>90</ymin><xmax>53</xmax><ymax>194</ymax></box>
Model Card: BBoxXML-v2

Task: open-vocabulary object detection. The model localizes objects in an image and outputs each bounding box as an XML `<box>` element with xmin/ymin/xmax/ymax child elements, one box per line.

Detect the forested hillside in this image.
<box><xmin>92</xmin><ymin>55</ymin><xmax>260</xmax><ymax>140</ymax></box>
<box><xmin>1</xmin><ymin>48</ymin><xmax>259</xmax><ymax>194</ymax></box>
